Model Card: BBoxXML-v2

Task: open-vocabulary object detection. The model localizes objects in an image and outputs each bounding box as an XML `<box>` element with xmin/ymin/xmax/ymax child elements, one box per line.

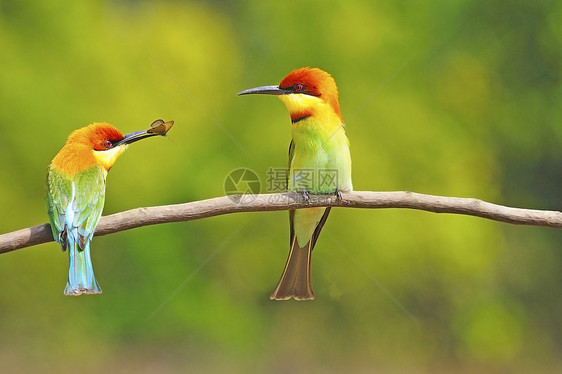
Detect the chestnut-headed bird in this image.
<box><xmin>239</xmin><ymin>68</ymin><xmax>352</xmax><ymax>300</ymax></box>
<box><xmin>46</xmin><ymin>121</ymin><xmax>173</xmax><ymax>295</ymax></box>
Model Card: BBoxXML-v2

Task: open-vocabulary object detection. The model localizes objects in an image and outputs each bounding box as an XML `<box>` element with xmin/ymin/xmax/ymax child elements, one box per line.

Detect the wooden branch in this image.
<box><xmin>2</xmin><ymin>191</ymin><xmax>561</xmax><ymax>254</ymax></box>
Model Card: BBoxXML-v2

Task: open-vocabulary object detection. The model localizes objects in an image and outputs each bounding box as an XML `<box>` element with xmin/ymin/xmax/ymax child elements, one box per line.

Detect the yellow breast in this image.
<box><xmin>92</xmin><ymin>144</ymin><xmax>128</xmax><ymax>174</ymax></box>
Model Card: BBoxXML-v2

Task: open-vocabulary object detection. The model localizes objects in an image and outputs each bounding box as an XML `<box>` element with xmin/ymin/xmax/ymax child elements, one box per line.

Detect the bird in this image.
<box><xmin>46</xmin><ymin>121</ymin><xmax>173</xmax><ymax>295</ymax></box>
<box><xmin>238</xmin><ymin>67</ymin><xmax>352</xmax><ymax>300</ymax></box>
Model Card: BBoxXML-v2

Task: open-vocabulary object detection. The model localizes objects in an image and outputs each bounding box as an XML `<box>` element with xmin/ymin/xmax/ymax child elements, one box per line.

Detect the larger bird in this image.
<box><xmin>46</xmin><ymin>121</ymin><xmax>173</xmax><ymax>295</ymax></box>
<box><xmin>239</xmin><ymin>67</ymin><xmax>352</xmax><ymax>300</ymax></box>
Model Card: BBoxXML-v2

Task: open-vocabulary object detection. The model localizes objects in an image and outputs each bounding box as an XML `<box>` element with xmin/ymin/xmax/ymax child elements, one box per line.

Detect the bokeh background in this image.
<box><xmin>1</xmin><ymin>0</ymin><xmax>561</xmax><ymax>372</ymax></box>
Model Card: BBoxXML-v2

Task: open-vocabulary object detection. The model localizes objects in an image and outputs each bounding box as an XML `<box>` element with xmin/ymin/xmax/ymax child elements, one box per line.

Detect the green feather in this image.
<box><xmin>46</xmin><ymin>166</ymin><xmax>72</xmax><ymax>243</ymax></box>
<box><xmin>46</xmin><ymin>165</ymin><xmax>106</xmax><ymax>250</ymax></box>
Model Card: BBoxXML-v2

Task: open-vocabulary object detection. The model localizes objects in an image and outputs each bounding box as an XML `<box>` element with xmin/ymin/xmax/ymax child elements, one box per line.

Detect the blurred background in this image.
<box><xmin>1</xmin><ymin>0</ymin><xmax>561</xmax><ymax>372</ymax></box>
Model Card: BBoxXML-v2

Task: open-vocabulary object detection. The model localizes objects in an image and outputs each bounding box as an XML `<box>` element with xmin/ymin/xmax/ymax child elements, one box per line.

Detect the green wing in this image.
<box><xmin>73</xmin><ymin>167</ymin><xmax>106</xmax><ymax>248</ymax></box>
<box><xmin>288</xmin><ymin>140</ymin><xmax>295</xmax><ymax>245</ymax></box>
<box><xmin>288</xmin><ymin>140</ymin><xmax>295</xmax><ymax>170</ymax></box>
<box><xmin>46</xmin><ymin>165</ymin><xmax>106</xmax><ymax>250</ymax></box>
<box><xmin>46</xmin><ymin>166</ymin><xmax>72</xmax><ymax>244</ymax></box>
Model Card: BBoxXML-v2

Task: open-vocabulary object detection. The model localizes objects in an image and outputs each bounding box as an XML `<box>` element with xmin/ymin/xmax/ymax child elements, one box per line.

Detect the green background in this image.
<box><xmin>1</xmin><ymin>0</ymin><xmax>561</xmax><ymax>372</ymax></box>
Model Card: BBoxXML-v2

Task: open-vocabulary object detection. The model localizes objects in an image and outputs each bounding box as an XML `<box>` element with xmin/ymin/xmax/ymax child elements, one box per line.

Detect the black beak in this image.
<box><xmin>237</xmin><ymin>85</ymin><xmax>291</xmax><ymax>96</ymax></box>
<box><xmin>113</xmin><ymin>120</ymin><xmax>174</xmax><ymax>147</ymax></box>
<box><xmin>114</xmin><ymin>130</ymin><xmax>157</xmax><ymax>147</ymax></box>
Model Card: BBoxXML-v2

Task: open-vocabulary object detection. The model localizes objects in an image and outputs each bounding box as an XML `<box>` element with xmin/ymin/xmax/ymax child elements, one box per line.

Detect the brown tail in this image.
<box><xmin>270</xmin><ymin>208</ymin><xmax>331</xmax><ymax>301</ymax></box>
<box><xmin>270</xmin><ymin>236</ymin><xmax>314</xmax><ymax>300</ymax></box>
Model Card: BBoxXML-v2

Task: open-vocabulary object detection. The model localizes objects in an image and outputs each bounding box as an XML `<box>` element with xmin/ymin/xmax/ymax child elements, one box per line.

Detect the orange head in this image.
<box><xmin>69</xmin><ymin>123</ymin><xmax>124</xmax><ymax>150</ymax></box>
<box><xmin>238</xmin><ymin>67</ymin><xmax>343</xmax><ymax>123</ymax></box>
<box><xmin>51</xmin><ymin>122</ymin><xmax>161</xmax><ymax>176</ymax></box>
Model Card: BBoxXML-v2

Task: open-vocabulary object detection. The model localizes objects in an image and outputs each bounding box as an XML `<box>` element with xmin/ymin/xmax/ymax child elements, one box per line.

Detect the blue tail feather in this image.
<box><xmin>64</xmin><ymin>238</ymin><xmax>101</xmax><ymax>296</ymax></box>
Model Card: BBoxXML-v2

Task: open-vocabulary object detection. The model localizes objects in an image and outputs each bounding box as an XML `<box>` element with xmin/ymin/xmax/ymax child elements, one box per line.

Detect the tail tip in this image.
<box><xmin>64</xmin><ymin>284</ymin><xmax>102</xmax><ymax>296</ymax></box>
<box><xmin>270</xmin><ymin>290</ymin><xmax>315</xmax><ymax>301</ymax></box>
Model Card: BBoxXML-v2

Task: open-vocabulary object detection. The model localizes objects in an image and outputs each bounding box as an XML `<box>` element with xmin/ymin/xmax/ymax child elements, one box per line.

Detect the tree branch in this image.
<box><xmin>2</xmin><ymin>191</ymin><xmax>561</xmax><ymax>254</ymax></box>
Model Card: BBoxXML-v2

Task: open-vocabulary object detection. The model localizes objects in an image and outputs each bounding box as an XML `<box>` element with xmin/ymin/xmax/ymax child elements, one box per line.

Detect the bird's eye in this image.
<box><xmin>104</xmin><ymin>140</ymin><xmax>112</xmax><ymax>149</ymax></box>
<box><xmin>294</xmin><ymin>83</ymin><xmax>303</xmax><ymax>92</ymax></box>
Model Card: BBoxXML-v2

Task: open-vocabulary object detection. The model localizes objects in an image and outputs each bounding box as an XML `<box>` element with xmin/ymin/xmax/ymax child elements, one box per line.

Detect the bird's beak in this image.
<box><xmin>237</xmin><ymin>85</ymin><xmax>291</xmax><ymax>96</ymax></box>
<box><xmin>114</xmin><ymin>130</ymin><xmax>157</xmax><ymax>147</ymax></box>
<box><xmin>114</xmin><ymin>120</ymin><xmax>174</xmax><ymax>147</ymax></box>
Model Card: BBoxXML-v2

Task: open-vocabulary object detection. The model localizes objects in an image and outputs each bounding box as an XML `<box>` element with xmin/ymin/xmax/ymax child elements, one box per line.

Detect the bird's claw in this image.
<box><xmin>335</xmin><ymin>189</ymin><xmax>343</xmax><ymax>203</ymax></box>
<box><xmin>300</xmin><ymin>191</ymin><xmax>310</xmax><ymax>204</ymax></box>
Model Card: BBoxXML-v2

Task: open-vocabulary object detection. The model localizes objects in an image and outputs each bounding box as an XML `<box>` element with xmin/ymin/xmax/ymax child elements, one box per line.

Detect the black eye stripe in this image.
<box><xmin>279</xmin><ymin>83</ymin><xmax>320</xmax><ymax>97</ymax></box>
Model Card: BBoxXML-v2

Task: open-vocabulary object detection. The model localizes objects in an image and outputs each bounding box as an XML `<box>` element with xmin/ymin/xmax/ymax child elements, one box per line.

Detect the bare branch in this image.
<box><xmin>1</xmin><ymin>191</ymin><xmax>561</xmax><ymax>254</ymax></box>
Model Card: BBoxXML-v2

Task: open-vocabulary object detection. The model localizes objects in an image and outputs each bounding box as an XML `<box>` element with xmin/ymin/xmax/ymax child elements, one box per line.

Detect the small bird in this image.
<box><xmin>46</xmin><ymin>121</ymin><xmax>173</xmax><ymax>295</ymax></box>
<box><xmin>239</xmin><ymin>67</ymin><xmax>352</xmax><ymax>300</ymax></box>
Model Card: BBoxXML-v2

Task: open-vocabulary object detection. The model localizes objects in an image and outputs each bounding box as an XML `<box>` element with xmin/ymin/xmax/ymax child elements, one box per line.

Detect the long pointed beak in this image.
<box><xmin>113</xmin><ymin>120</ymin><xmax>174</xmax><ymax>147</ymax></box>
<box><xmin>237</xmin><ymin>85</ymin><xmax>291</xmax><ymax>96</ymax></box>
<box><xmin>114</xmin><ymin>130</ymin><xmax>157</xmax><ymax>147</ymax></box>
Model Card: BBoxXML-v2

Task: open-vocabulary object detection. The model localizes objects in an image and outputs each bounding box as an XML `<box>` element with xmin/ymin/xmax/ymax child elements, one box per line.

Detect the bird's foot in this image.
<box><xmin>334</xmin><ymin>189</ymin><xmax>343</xmax><ymax>203</ymax></box>
<box><xmin>299</xmin><ymin>190</ymin><xmax>310</xmax><ymax>204</ymax></box>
